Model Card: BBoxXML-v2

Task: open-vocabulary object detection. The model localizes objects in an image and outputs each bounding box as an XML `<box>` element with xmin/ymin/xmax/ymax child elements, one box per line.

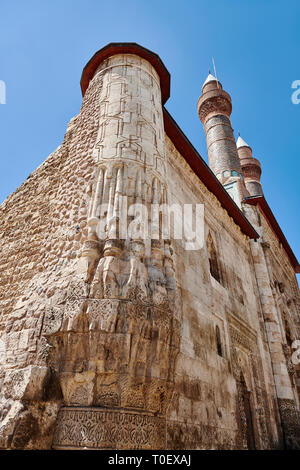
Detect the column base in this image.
<box><xmin>52</xmin><ymin>406</ymin><xmax>166</xmax><ymax>450</ymax></box>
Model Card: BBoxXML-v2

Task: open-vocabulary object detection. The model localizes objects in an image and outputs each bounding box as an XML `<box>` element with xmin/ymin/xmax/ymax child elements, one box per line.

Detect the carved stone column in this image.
<box><xmin>249</xmin><ymin>237</ymin><xmax>300</xmax><ymax>448</ymax></box>
<box><xmin>51</xmin><ymin>46</ymin><xmax>181</xmax><ymax>449</ymax></box>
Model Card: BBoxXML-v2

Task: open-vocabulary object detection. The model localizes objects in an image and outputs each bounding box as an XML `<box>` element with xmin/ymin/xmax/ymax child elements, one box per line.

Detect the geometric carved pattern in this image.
<box><xmin>52</xmin><ymin>407</ymin><xmax>166</xmax><ymax>449</ymax></box>
<box><xmin>228</xmin><ymin>314</ymin><xmax>259</xmax><ymax>449</ymax></box>
<box><xmin>277</xmin><ymin>398</ymin><xmax>300</xmax><ymax>450</ymax></box>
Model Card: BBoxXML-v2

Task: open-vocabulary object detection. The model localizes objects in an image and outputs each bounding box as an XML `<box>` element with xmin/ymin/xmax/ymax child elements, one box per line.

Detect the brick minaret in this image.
<box><xmin>236</xmin><ymin>135</ymin><xmax>263</xmax><ymax>196</ymax></box>
<box><xmin>197</xmin><ymin>74</ymin><xmax>248</xmax><ymax>203</ymax></box>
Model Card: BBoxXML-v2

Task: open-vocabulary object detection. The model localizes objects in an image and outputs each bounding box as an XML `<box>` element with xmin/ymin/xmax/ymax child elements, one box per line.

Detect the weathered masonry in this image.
<box><xmin>0</xmin><ymin>43</ymin><xmax>299</xmax><ymax>449</ymax></box>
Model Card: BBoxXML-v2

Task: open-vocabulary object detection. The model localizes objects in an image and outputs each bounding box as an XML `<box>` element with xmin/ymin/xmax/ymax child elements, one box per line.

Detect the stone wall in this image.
<box><xmin>0</xmin><ymin>47</ymin><xmax>299</xmax><ymax>450</ymax></box>
<box><xmin>0</xmin><ymin>52</ymin><xmax>180</xmax><ymax>449</ymax></box>
<box><xmin>0</xmin><ymin>66</ymin><xmax>100</xmax><ymax>447</ymax></box>
<box><xmin>250</xmin><ymin>205</ymin><xmax>300</xmax><ymax>447</ymax></box>
<box><xmin>164</xmin><ymin>136</ymin><xmax>282</xmax><ymax>449</ymax></box>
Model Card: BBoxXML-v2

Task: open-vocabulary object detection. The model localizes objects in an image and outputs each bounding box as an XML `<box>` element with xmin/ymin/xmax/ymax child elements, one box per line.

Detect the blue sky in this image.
<box><xmin>0</xmin><ymin>0</ymin><xmax>299</xmax><ymax>278</ymax></box>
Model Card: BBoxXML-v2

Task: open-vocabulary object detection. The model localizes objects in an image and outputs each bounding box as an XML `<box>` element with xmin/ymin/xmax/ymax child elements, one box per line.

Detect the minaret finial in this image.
<box><xmin>212</xmin><ymin>57</ymin><xmax>219</xmax><ymax>89</ymax></box>
<box><xmin>236</xmin><ymin>137</ymin><xmax>263</xmax><ymax>196</ymax></box>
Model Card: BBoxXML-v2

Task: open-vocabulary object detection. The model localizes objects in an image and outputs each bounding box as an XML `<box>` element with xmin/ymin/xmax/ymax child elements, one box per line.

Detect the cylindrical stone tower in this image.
<box><xmin>236</xmin><ymin>136</ymin><xmax>263</xmax><ymax>197</ymax></box>
<box><xmin>51</xmin><ymin>44</ymin><xmax>181</xmax><ymax>450</ymax></box>
<box><xmin>197</xmin><ymin>74</ymin><xmax>248</xmax><ymax>201</ymax></box>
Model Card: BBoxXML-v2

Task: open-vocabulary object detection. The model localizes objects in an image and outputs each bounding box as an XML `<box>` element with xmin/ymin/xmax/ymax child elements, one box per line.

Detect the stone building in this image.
<box><xmin>0</xmin><ymin>42</ymin><xmax>299</xmax><ymax>450</ymax></box>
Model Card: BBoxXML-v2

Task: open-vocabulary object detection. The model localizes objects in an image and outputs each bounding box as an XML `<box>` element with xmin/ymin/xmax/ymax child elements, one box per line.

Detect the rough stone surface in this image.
<box><xmin>0</xmin><ymin>45</ymin><xmax>299</xmax><ymax>449</ymax></box>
